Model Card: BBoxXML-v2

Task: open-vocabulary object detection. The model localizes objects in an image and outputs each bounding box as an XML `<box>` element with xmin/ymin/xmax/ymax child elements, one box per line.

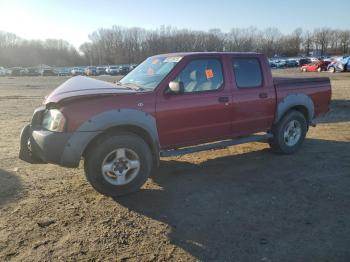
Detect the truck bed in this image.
<box><xmin>273</xmin><ymin>77</ymin><xmax>330</xmax><ymax>88</ymax></box>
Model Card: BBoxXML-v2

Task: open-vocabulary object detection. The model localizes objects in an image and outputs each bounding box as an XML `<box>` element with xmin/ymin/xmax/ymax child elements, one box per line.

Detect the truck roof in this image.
<box><xmin>152</xmin><ymin>51</ymin><xmax>262</xmax><ymax>58</ymax></box>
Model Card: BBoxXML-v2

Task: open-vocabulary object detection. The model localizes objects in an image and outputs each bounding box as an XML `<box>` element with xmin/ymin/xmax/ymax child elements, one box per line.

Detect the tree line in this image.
<box><xmin>0</xmin><ymin>32</ymin><xmax>85</xmax><ymax>67</ymax></box>
<box><xmin>1</xmin><ymin>26</ymin><xmax>349</xmax><ymax>67</ymax></box>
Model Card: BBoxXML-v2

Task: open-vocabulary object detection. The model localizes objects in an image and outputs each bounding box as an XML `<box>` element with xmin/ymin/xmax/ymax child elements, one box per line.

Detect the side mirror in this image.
<box><xmin>167</xmin><ymin>81</ymin><xmax>184</xmax><ymax>95</ymax></box>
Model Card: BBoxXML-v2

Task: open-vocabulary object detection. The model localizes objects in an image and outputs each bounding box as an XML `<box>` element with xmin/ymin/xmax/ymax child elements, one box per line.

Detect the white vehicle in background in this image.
<box><xmin>129</xmin><ymin>64</ymin><xmax>137</xmax><ymax>71</ymax></box>
<box><xmin>0</xmin><ymin>67</ymin><xmax>5</xmax><ymax>76</ymax></box>
<box><xmin>71</xmin><ymin>67</ymin><xmax>84</xmax><ymax>76</ymax></box>
<box><xmin>321</xmin><ymin>56</ymin><xmax>332</xmax><ymax>62</ymax></box>
<box><xmin>106</xmin><ymin>65</ymin><xmax>120</xmax><ymax>75</ymax></box>
<box><xmin>96</xmin><ymin>66</ymin><xmax>107</xmax><ymax>75</ymax></box>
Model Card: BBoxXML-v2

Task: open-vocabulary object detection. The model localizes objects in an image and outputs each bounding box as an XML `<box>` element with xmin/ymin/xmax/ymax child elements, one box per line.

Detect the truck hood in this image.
<box><xmin>45</xmin><ymin>76</ymin><xmax>136</xmax><ymax>104</ymax></box>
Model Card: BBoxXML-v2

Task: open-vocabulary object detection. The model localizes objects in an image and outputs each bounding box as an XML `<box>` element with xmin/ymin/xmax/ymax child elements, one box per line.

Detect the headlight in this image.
<box><xmin>42</xmin><ymin>109</ymin><xmax>66</xmax><ymax>132</ymax></box>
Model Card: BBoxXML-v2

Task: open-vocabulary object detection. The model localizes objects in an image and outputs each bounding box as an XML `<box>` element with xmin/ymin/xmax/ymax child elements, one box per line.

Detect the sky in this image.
<box><xmin>0</xmin><ymin>0</ymin><xmax>349</xmax><ymax>49</ymax></box>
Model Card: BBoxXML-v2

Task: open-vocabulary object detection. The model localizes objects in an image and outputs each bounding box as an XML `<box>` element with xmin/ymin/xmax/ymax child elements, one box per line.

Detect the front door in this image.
<box><xmin>156</xmin><ymin>57</ymin><xmax>232</xmax><ymax>148</ymax></box>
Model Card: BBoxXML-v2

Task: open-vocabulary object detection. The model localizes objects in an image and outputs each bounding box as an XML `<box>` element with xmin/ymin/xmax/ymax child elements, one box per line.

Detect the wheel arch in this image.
<box><xmin>82</xmin><ymin>124</ymin><xmax>159</xmax><ymax>166</ymax></box>
<box><xmin>289</xmin><ymin>105</ymin><xmax>309</xmax><ymax>123</ymax></box>
<box><xmin>60</xmin><ymin>109</ymin><xmax>160</xmax><ymax>167</ymax></box>
<box><xmin>275</xmin><ymin>94</ymin><xmax>314</xmax><ymax>125</ymax></box>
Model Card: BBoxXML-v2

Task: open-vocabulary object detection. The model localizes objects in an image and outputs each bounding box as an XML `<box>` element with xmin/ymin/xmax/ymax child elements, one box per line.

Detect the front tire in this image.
<box><xmin>269</xmin><ymin>110</ymin><xmax>307</xmax><ymax>154</ymax></box>
<box><xmin>84</xmin><ymin>133</ymin><xmax>152</xmax><ymax>197</ymax></box>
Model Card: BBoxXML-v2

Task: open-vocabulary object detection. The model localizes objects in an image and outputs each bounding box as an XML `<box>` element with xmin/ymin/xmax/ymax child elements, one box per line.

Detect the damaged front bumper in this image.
<box><xmin>19</xmin><ymin>123</ymin><xmax>72</xmax><ymax>166</ymax></box>
<box><xmin>19</xmin><ymin>106</ymin><xmax>96</xmax><ymax>168</ymax></box>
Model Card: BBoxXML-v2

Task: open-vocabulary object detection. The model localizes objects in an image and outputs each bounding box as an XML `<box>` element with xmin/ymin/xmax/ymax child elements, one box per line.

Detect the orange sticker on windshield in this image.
<box><xmin>205</xmin><ymin>69</ymin><xmax>214</xmax><ymax>79</ymax></box>
<box><xmin>147</xmin><ymin>67</ymin><xmax>155</xmax><ymax>75</ymax></box>
<box><xmin>152</xmin><ymin>59</ymin><xmax>159</xmax><ymax>64</ymax></box>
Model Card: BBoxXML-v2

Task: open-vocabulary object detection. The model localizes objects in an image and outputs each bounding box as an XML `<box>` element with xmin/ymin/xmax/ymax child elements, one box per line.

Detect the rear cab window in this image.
<box><xmin>232</xmin><ymin>58</ymin><xmax>263</xmax><ymax>88</ymax></box>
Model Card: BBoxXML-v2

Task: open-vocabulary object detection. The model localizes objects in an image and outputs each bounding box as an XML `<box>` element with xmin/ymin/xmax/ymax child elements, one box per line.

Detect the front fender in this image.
<box><xmin>61</xmin><ymin>109</ymin><xmax>159</xmax><ymax>167</ymax></box>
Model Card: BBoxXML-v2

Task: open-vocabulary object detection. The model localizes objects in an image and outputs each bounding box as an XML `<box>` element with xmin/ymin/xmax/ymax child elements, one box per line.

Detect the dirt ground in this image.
<box><xmin>0</xmin><ymin>69</ymin><xmax>349</xmax><ymax>261</ymax></box>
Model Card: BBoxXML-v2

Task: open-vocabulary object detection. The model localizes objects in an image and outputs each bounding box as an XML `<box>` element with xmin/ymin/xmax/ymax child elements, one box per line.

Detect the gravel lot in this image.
<box><xmin>0</xmin><ymin>70</ymin><xmax>349</xmax><ymax>261</ymax></box>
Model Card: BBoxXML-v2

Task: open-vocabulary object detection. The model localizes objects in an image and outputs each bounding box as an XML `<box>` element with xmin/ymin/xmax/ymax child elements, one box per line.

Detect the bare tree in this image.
<box><xmin>339</xmin><ymin>30</ymin><xmax>350</xmax><ymax>54</ymax></box>
<box><xmin>303</xmin><ymin>30</ymin><xmax>313</xmax><ymax>56</ymax></box>
<box><xmin>1</xmin><ymin>26</ymin><xmax>350</xmax><ymax>67</ymax></box>
<box><xmin>258</xmin><ymin>28</ymin><xmax>282</xmax><ymax>56</ymax></box>
<box><xmin>313</xmin><ymin>28</ymin><xmax>332</xmax><ymax>55</ymax></box>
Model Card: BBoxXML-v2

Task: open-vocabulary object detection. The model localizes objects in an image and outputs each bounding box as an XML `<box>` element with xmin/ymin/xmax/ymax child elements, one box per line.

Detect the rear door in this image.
<box><xmin>229</xmin><ymin>56</ymin><xmax>276</xmax><ymax>136</ymax></box>
<box><xmin>156</xmin><ymin>56</ymin><xmax>232</xmax><ymax>148</ymax></box>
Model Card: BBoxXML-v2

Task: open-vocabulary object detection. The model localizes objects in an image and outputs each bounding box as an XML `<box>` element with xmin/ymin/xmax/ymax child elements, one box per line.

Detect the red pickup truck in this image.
<box><xmin>19</xmin><ymin>52</ymin><xmax>331</xmax><ymax>196</ymax></box>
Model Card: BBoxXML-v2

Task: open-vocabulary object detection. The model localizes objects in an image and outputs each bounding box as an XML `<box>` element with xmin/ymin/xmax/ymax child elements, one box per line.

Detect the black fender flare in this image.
<box><xmin>60</xmin><ymin>109</ymin><xmax>159</xmax><ymax>167</ymax></box>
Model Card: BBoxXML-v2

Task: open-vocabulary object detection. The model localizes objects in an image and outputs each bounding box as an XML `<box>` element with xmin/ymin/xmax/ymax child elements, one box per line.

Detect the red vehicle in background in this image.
<box><xmin>300</xmin><ymin>60</ymin><xmax>330</xmax><ymax>72</ymax></box>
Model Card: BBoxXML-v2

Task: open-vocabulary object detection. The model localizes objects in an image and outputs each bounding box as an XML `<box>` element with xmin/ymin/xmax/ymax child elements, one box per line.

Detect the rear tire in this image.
<box><xmin>84</xmin><ymin>133</ymin><xmax>152</xmax><ymax>197</ymax></box>
<box><xmin>269</xmin><ymin>110</ymin><xmax>307</xmax><ymax>154</ymax></box>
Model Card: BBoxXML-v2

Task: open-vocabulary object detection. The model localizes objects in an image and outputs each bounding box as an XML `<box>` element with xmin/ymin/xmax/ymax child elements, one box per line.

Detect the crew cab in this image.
<box><xmin>19</xmin><ymin>52</ymin><xmax>331</xmax><ymax>196</ymax></box>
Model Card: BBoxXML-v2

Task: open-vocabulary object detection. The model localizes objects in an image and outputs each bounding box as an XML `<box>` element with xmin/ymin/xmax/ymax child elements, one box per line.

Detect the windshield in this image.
<box><xmin>119</xmin><ymin>56</ymin><xmax>182</xmax><ymax>90</ymax></box>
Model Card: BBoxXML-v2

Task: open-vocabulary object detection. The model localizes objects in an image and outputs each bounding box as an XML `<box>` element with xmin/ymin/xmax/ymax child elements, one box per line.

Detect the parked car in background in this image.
<box><xmin>10</xmin><ymin>67</ymin><xmax>24</xmax><ymax>76</ymax></box>
<box><xmin>24</xmin><ymin>68</ymin><xmax>41</xmax><ymax>76</ymax></box>
<box><xmin>129</xmin><ymin>64</ymin><xmax>137</xmax><ymax>71</ymax></box>
<box><xmin>274</xmin><ymin>60</ymin><xmax>287</xmax><ymax>68</ymax></box>
<box><xmin>327</xmin><ymin>56</ymin><xmax>350</xmax><ymax>73</ymax></box>
<box><xmin>298</xmin><ymin>58</ymin><xmax>312</xmax><ymax>66</ymax></box>
<box><xmin>106</xmin><ymin>66</ymin><xmax>119</xmax><ymax>75</ymax></box>
<box><xmin>71</xmin><ymin>67</ymin><xmax>84</xmax><ymax>76</ymax></box>
<box><xmin>0</xmin><ymin>67</ymin><xmax>6</xmax><ymax>76</ymax></box>
<box><xmin>20</xmin><ymin>52</ymin><xmax>331</xmax><ymax>197</ymax></box>
<box><xmin>269</xmin><ymin>60</ymin><xmax>277</xmax><ymax>68</ymax></box>
<box><xmin>118</xmin><ymin>66</ymin><xmax>130</xmax><ymax>75</ymax></box>
<box><xmin>319</xmin><ymin>56</ymin><xmax>332</xmax><ymax>62</ymax></box>
<box><xmin>96</xmin><ymin>66</ymin><xmax>107</xmax><ymax>75</ymax></box>
<box><xmin>285</xmin><ymin>59</ymin><xmax>298</xmax><ymax>67</ymax></box>
<box><xmin>55</xmin><ymin>68</ymin><xmax>71</xmax><ymax>76</ymax></box>
<box><xmin>300</xmin><ymin>60</ymin><xmax>330</xmax><ymax>72</ymax></box>
<box><xmin>85</xmin><ymin>66</ymin><xmax>97</xmax><ymax>76</ymax></box>
<box><xmin>41</xmin><ymin>68</ymin><xmax>56</xmax><ymax>76</ymax></box>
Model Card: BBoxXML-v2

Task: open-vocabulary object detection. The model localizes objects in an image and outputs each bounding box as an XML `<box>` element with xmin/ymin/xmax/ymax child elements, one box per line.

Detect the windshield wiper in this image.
<box><xmin>121</xmin><ymin>82</ymin><xmax>145</xmax><ymax>91</ymax></box>
<box><xmin>115</xmin><ymin>81</ymin><xmax>137</xmax><ymax>91</ymax></box>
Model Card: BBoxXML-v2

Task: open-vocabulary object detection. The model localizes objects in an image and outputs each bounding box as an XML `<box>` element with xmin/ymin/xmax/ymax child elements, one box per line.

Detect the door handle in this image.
<box><xmin>218</xmin><ymin>97</ymin><xmax>229</xmax><ymax>103</ymax></box>
<box><xmin>259</xmin><ymin>92</ymin><xmax>268</xmax><ymax>99</ymax></box>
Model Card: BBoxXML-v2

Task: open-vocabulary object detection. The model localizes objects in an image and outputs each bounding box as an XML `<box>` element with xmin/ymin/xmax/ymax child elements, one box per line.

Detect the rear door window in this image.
<box><xmin>232</xmin><ymin>58</ymin><xmax>263</xmax><ymax>88</ymax></box>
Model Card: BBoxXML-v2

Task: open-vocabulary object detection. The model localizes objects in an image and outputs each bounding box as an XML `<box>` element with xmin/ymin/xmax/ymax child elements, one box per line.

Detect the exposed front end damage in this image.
<box><xmin>19</xmin><ymin>106</ymin><xmax>72</xmax><ymax>166</ymax></box>
<box><xmin>19</xmin><ymin>106</ymin><xmax>96</xmax><ymax>168</ymax></box>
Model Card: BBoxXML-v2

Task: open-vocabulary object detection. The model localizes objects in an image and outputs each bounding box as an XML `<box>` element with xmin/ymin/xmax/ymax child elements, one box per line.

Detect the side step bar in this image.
<box><xmin>160</xmin><ymin>133</ymin><xmax>273</xmax><ymax>157</ymax></box>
